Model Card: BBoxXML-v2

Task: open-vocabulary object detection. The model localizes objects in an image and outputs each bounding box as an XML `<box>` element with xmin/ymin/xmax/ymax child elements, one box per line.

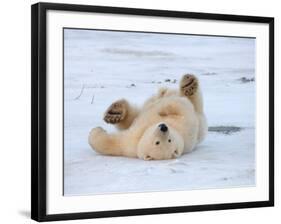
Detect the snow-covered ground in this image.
<box><xmin>64</xmin><ymin>29</ymin><xmax>256</xmax><ymax>196</ymax></box>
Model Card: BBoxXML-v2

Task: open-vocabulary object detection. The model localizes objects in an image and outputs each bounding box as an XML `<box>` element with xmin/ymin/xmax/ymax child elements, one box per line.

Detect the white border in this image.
<box><xmin>46</xmin><ymin>10</ymin><xmax>269</xmax><ymax>214</ymax></box>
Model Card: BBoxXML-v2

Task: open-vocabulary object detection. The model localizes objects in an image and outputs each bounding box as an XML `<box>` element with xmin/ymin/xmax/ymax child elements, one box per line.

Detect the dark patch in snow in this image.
<box><xmin>166</xmin><ymin>79</ymin><xmax>177</xmax><ymax>83</ymax></box>
<box><xmin>152</xmin><ymin>79</ymin><xmax>176</xmax><ymax>84</ymax></box>
<box><xmin>164</xmin><ymin>78</ymin><xmax>177</xmax><ymax>83</ymax></box>
<box><xmin>208</xmin><ymin>126</ymin><xmax>243</xmax><ymax>135</ymax></box>
<box><xmin>238</xmin><ymin>77</ymin><xmax>255</xmax><ymax>83</ymax></box>
<box><xmin>126</xmin><ymin>83</ymin><xmax>136</xmax><ymax>88</ymax></box>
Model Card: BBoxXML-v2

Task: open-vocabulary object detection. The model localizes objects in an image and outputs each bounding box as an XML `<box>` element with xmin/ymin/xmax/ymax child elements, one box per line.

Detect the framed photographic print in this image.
<box><xmin>31</xmin><ymin>2</ymin><xmax>274</xmax><ymax>222</ymax></box>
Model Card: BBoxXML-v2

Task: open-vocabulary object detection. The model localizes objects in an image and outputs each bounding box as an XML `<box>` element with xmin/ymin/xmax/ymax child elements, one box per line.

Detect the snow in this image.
<box><xmin>63</xmin><ymin>29</ymin><xmax>255</xmax><ymax>196</ymax></box>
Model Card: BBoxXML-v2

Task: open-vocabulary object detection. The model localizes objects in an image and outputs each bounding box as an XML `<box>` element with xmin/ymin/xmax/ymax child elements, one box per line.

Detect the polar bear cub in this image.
<box><xmin>89</xmin><ymin>74</ymin><xmax>207</xmax><ymax>160</ymax></box>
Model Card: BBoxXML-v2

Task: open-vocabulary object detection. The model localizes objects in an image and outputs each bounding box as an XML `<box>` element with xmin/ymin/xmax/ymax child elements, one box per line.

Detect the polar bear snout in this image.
<box><xmin>136</xmin><ymin>123</ymin><xmax>185</xmax><ymax>160</ymax></box>
<box><xmin>158</xmin><ymin>123</ymin><xmax>168</xmax><ymax>132</ymax></box>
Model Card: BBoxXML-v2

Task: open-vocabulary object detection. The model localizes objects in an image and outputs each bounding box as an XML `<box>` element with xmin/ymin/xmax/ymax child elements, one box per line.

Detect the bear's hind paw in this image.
<box><xmin>180</xmin><ymin>74</ymin><xmax>198</xmax><ymax>96</ymax></box>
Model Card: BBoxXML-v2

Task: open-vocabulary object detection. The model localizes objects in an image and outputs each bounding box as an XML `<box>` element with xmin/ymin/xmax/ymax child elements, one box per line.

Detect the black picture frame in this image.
<box><xmin>31</xmin><ymin>2</ymin><xmax>274</xmax><ymax>222</ymax></box>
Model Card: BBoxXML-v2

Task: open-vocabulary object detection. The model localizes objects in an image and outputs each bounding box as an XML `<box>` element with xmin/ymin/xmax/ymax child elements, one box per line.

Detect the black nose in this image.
<box><xmin>159</xmin><ymin>123</ymin><xmax>168</xmax><ymax>132</ymax></box>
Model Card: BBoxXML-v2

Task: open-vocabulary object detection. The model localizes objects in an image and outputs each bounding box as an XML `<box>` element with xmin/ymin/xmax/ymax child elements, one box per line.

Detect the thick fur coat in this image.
<box><xmin>89</xmin><ymin>74</ymin><xmax>207</xmax><ymax>160</ymax></box>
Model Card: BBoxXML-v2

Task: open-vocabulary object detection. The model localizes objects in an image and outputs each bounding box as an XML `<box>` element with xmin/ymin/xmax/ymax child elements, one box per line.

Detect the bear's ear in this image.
<box><xmin>157</xmin><ymin>87</ymin><xmax>168</xmax><ymax>97</ymax></box>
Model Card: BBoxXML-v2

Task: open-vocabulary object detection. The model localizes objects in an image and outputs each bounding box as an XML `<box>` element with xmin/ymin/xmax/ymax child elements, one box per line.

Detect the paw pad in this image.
<box><xmin>104</xmin><ymin>100</ymin><xmax>127</xmax><ymax>124</ymax></box>
<box><xmin>180</xmin><ymin>74</ymin><xmax>198</xmax><ymax>96</ymax></box>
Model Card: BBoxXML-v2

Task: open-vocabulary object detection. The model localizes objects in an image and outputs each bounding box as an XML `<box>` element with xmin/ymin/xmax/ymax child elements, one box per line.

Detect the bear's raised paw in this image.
<box><xmin>104</xmin><ymin>99</ymin><xmax>128</xmax><ymax>124</ymax></box>
<box><xmin>180</xmin><ymin>74</ymin><xmax>198</xmax><ymax>96</ymax></box>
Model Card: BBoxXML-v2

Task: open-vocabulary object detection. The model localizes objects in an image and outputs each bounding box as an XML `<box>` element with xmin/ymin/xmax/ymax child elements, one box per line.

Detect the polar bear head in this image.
<box><xmin>137</xmin><ymin>123</ymin><xmax>184</xmax><ymax>160</ymax></box>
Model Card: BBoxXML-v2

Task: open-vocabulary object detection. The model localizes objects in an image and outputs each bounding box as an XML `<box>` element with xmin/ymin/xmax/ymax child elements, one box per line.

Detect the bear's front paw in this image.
<box><xmin>104</xmin><ymin>99</ymin><xmax>128</xmax><ymax>124</ymax></box>
<box><xmin>180</xmin><ymin>74</ymin><xmax>198</xmax><ymax>96</ymax></box>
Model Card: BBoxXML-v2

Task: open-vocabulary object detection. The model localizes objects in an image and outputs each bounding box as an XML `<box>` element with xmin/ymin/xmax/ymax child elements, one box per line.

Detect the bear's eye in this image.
<box><xmin>155</xmin><ymin>141</ymin><xmax>160</xmax><ymax>145</ymax></box>
<box><xmin>168</xmin><ymin>139</ymin><xmax>171</xmax><ymax>143</ymax></box>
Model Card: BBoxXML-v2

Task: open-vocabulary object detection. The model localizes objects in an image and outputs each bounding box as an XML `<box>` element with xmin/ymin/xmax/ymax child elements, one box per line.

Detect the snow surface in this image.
<box><xmin>64</xmin><ymin>29</ymin><xmax>256</xmax><ymax>196</ymax></box>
